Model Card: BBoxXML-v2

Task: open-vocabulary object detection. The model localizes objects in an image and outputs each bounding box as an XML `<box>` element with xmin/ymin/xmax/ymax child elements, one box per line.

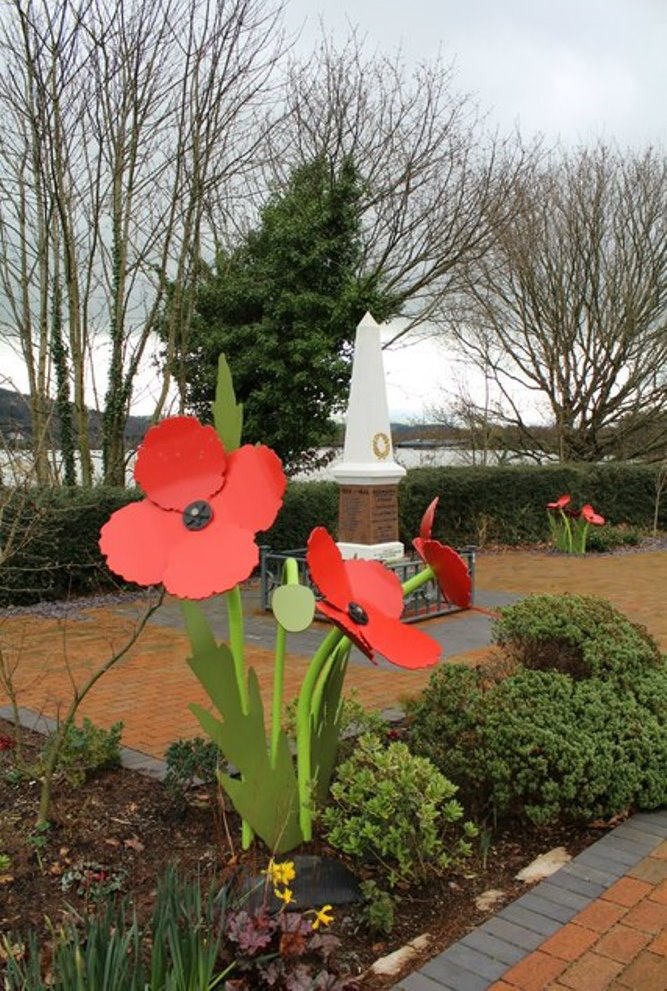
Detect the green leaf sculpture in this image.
<box><xmin>182</xmin><ymin>601</ymin><xmax>302</xmax><ymax>853</ymax></box>
<box><xmin>212</xmin><ymin>353</ymin><xmax>243</xmax><ymax>452</ymax></box>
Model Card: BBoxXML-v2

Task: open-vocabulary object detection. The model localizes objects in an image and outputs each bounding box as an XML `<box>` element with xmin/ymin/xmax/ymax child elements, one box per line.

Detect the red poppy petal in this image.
<box><xmin>99</xmin><ymin>499</ymin><xmax>183</xmax><ymax>586</ymax></box>
<box><xmin>581</xmin><ymin>504</ymin><xmax>605</xmax><ymax>525</ymax></box>
<box><xmin>315</xmin><ymin>600</ymin><xmax>375</xmax><ymax>660</ymax></box>
<box><xmin>306</xmin><ymin>527</ymin><xmax>352</xmax><ymax>607</ymax></box>
<box><xmin>346</xmin><ymin>559</ymin><xmax>404</xmax><ymax>618</ymax></box>
<box><xmin>216</xmin><ymin>444</ymin><xmax>286</xmax><ymax>532</ymax></box>
<box><xmin>546</xmin><ymin>494</ymin><xmax>571</xmax><ymax>510</ymax></box>
<box><xmin>162</xmin><ymin>520</ymin><xmax>259</xmax><ymax>599</ymax></box>
<box><xmin>423</xmin><ymin>540</ymin><xmax>472</xmax><ymax>608</ymax></box>
<box><xmin>134</xmin><ymin>417</ymin><xmax>226</xmax><ymax>511</ymax></box>
<box><xmin>363</xmin><ymin>608</ymin><xmax>441</xmax><ymax>669</ymax></box>
<box><xmin>419</xmin><ymin>497</ymin><xmax>439</xmax><ymax>542</ymax></box>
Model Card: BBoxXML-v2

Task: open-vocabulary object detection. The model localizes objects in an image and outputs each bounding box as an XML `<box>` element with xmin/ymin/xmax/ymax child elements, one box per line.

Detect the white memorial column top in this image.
<box><xmin>331</xmin><ymin>312</ymin><xmax>406</xmax><ymax>486</ymax></box>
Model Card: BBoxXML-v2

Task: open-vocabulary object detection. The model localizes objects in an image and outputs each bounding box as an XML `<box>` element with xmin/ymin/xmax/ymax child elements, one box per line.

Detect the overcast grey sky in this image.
<box><xmin>285</xmin><ymin>0</ymin><xmax>666</xmax><ymax>150</ymax></box>
<box><xmin>280</xmin><ymin>0</ymin><xmax>666</xmax><ymax>418</ymax></box>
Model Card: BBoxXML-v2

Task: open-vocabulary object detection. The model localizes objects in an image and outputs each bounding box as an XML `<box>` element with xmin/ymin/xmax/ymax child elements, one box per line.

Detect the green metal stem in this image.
<box><xmin>271</xmin><ymin>558</ymin><xmax>299</xmax><ymax>767</ymax></box>
<box><xmin>296</xmin><ymin>626</ymin><xmax>344</xmax><ymax>840</ymax></box>
<box><xmin>310</xmin><ymin>640</ymin><xmax>349</xmax><ymax>719</ymax></box>
<box><xmin>401</xmin><ymin>564</ymin><xmax>435</xmax><ymax>596</ymax></box>
<box><xmin>225</xmin><ymin>584</ymin><xmax>252</xmax><ymax>848</ymax></box>
<box><xmin>225</xmin><ymin>585</ymin><xmax>247</xmax><ymax>713</ymax></box>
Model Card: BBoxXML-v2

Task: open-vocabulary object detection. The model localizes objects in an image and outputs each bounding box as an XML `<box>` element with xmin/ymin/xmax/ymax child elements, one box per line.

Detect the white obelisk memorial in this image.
<box><xmin>332</xmin><ymin>312</ymin><xmax>406</xmax><ymax>561</ymax></box>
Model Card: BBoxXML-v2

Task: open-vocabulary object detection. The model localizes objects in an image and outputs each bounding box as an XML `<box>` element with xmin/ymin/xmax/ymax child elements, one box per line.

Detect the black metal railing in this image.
<box><xmin>258</xmin><ymin>545</ymin><xmax>476</xmax><ymax>623</ymax></box>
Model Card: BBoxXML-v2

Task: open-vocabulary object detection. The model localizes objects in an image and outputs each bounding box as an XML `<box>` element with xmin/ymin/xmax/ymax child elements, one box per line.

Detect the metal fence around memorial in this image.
<box><xmin>258</xmin><ymin>545</ymin><xmax>476</xmax><ymax>623</ymax></box>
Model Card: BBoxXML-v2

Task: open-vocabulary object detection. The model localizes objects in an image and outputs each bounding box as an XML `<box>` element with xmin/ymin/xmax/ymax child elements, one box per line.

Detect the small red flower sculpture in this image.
<box><xmin>546</xmin><ymin>494</ymin><xmax>572</xmax><ymax>511</ymax></box>
<box><xmin>99</xmin><ymin>416</ymin><xmax>286</xmax><ymax>599</ymax></box>
<box><xmin>306</xmin><ymin>527</ymin><xmax>440</xmax><ymax>670</ymax></box>
<box><xmin>412</xmin><ymin>498</ymin><xmax>472</xmax><ymax>609</ymax></box>
<box><xmin>580</xmin><ymin>504</ymin><xmax>605</xmax><ymax>526</ymax></box>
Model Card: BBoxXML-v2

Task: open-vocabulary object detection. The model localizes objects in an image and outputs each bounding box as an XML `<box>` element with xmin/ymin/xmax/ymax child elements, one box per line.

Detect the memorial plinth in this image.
<box><xmin>332</xmin><ymin>312</ymin><xmax>405</xmax><ymax>561</ymax></box>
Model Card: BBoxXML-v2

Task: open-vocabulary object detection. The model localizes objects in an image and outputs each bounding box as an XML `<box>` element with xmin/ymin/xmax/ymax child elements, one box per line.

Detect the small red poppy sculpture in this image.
<box><xmin>100</xmin><ymin>416</ymin><xmax>286</xmax><ymax>599</ymax></box>
<box><xmin>412</xmin><ymin>498</ymin><xmax>472</xmax><ymax>610</ymax></box>
<box><xmin>306</xmin><ymin>527</ymin><xmax>440</xmax><ymax>670</ymax></box>
<box><xmin>546</xmin><ymin>493</ymin><xmax>605</xmax><ymax>554</ymax></box>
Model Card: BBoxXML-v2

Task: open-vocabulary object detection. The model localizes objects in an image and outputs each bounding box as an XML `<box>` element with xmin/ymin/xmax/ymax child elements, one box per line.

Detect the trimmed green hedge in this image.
<box><xmin>398</xmin><ymin>461</ymin><xmax>665</xmax><ymax>546</ymax></box>
<box><xmin>1</xmin><ymin>461</ymin><xmax>664</xmax><ymax>605</ymax></box>
<box><xmin>0</xmin><ymin>486</ymin><xmax>140</xmax><ymax>605</ymax></box>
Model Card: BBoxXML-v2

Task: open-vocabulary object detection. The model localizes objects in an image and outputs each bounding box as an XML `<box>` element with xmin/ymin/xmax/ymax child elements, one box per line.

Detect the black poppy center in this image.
<box><xmin>347</xmin><ymin>601</ymin><xmax>368</xmax><ymax>625</ymax></box>
<box><xmin>182</xmin><ymin>499</ymin><xmax>213</xmax><ymax>531</ymax></box>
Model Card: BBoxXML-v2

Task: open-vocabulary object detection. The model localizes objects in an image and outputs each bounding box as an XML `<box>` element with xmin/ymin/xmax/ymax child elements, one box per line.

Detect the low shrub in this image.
<box><xmin>585</xmin><ymin>524</ymin><xmax>641</xmax><ymax>553</ymax></box>
<box><xmin>164</xmin><ymin>736</ymin><xmax>220</xmax><ymax>803</ymax></box>
<box><xmin>42</xmin><ymin>718</ymin><xmax>123</xmax><ymax>787</ymax></box>
<box><xmin>492</xmin><ymin>594</ymin><xmax>662</xmax><ymax>685</ymax></box>
<box><xmin>407</xmin><ymin>602</ymin><xmax>667</xmax><ymax>827</ymax></box>
<box><xmin>321</xmin><ymin>733</ymin><xmax>477</xmax><ymax>887</ymax></box>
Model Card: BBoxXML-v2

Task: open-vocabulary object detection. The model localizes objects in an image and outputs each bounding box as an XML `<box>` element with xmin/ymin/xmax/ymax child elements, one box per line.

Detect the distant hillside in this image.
<box><xmin>0</xmin><ymin>387</ymin><xmax>151</xmax><ymax>448</ymax></box>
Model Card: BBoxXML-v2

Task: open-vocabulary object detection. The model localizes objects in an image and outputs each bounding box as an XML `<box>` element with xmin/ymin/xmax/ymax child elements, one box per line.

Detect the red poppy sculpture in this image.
<box><xmin>580</xmin><ymin>503</ymin><xmax>605</xmax><ymax>526</ymax></box>
<box><xmin>99</xmin><ymin>416</ymin><xmax>286</xmax><ymax>599</ymax></box>
<box><xmin>412</xmin><ymin>498</ymin><xmax>472</xmax><ymax>609</ymax></box>
<box><xmin>306</xmin><ymin>527</ymin><xmax>440</xmax><ymax>670</ymax></box>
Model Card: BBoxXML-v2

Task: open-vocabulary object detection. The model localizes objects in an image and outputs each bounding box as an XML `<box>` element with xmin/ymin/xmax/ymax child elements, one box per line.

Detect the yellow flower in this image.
<box><xmin>274</xmin><ymin>886</ymin><xmax>295</xmax><ymax>906</ymax></box>
<box><xmin>312</xmin><ymin>905</ymin><xmax>334</xmax><ymax>930</ymax></box>
<box><xmin>263</xmin><ymin>859</ymin><xmax>296</xmax><ymax>888</ymax></box>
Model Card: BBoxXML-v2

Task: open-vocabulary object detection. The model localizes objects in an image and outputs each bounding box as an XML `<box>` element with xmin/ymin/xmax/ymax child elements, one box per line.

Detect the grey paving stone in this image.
<box><xmin>391</xmin><ymin>973</ymin><xmax>446</xmax><ymax>991</ymax></box>
<box><xmin>574</xmin><ymin>849</ymin><xmax>628</xmax><ymax>876</ymax></box>
<box><xmin>442</xmin><ymin>941</ymin><xmax>509</xmax><ymax>981</ymax></box>
<box><xmin>546</xmin><ymin>868</ymin><xmax>605</xmax><ymax>900</ymax></box>
<box><xmin>533</xmin><ymin>881</ymin><xmax>591</xmax><ymax>912</ymax></box>
<box><xmin>612</xmin><ymin>824</ymin><xmax>666</xmax><ymax>849</ymax></box>
<box><xmin>482</xmin><ymin>916</ymin><xmax>546</xmax><ymax>952</ymax></box>
<box><xmin>512</xmin><ymin>892</ymin><xmax>576</xmax><ymax>924</ymax></box>
<box><xmin>593</xmin><ymin>836</ymin><xmax>652</xmax><ymax>862</ymax></box>
<box><xmin>630</xmin><ymin>811</ymin><xmax>667</xmax><ymax>833</ymax></box>
<box><xmin>120</xmin><ymin>747</ymin><xmax>166</xmax><ymax>780</ymax></box>
<box><xmin>579</xmin><ymin>841</ymin><xmax>640</xmax><ymax>868</ymax></box>
<box><xmin>421</xmin><ymin>956</ymin><xmax>490</xmax><ymax>991</ymax></box>
<box><xmin>496</xmin><ymin>902</ymin><xmax>562</xmax><ymax>937</ymax></box>
<box><xmin>459</xmin><ymin>929</ymin><xmax>526</xmax><ymax>967</ymax></box>
<box><xmin>559</xmin><ymin>860</ymin><xmax>621</xmax><ymax>888</ymax></box>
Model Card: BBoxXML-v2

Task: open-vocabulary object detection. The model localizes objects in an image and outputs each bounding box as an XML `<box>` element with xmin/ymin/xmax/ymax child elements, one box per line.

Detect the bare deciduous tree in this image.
<box><xmin>254</xmin><ymin>32</ymin><xmax>536</xmax><ymax>343</ymax></box>
<box><xmin>0</xmin><ymin>0</ymin><xmax>287</xmax><ymax>485</ymax></box>
<box><xmin>443</xmin><ymin>144</ymin><xmax>667</xmax><ymax>462</ymax></box>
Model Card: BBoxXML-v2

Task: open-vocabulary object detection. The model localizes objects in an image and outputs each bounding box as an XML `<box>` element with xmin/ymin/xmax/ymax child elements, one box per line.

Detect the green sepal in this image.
<box><xmin>212</xmin><ymin>353</ymin><xmax>243</xmax><ymax>452</ymax></box>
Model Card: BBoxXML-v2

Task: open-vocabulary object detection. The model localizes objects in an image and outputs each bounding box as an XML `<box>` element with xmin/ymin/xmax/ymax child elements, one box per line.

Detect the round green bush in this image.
<box><xmin>408</xmin><ymin>666</ymin><xmax>667</xmax><ymax>826</ymax></box>
<box><xmin>492</xmin><ymin>594</ymin><xmax>662</xmax><ymax>685</ymax></box>
<box><xmin>321</xmin><ymin>733</ymin><xmax>477</xmax><ymax>887</ymax></box>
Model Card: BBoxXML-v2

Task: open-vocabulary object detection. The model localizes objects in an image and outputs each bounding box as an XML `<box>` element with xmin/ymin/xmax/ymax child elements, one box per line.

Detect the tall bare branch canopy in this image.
<box><xmin>442</xmin><ymin>144</ymin><xmax>667</xmax><ymax>461</ymax></box>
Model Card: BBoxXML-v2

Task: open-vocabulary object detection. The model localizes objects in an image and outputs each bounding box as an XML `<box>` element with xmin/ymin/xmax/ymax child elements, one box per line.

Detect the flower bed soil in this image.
<box><xmin>0</xmin><ymin>716</ymin><xmax>606</xmax><ymax>988</ymax></box>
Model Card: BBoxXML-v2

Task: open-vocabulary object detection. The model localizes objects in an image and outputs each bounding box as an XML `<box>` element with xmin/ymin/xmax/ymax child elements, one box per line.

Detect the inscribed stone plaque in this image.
<box><xmin>338</xmin><ymin>484</ymin><xmax>399</xmax><ymax>544</ymax></box>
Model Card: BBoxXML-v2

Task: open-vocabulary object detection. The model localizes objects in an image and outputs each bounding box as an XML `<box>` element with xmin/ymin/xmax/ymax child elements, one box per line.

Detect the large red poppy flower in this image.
<box><xmin>580</xmin><ymin>504</ymin><xmax>605</xmax><ymax>526</ymax></box>
<box><xmin>99</xmin><ymin>416</ymin><xmax>286</xmax><ymax>599</ymax></box>
<box><xmin>306</xmin><ymin>527</ymin><xmax>440</xmax><ymax>670</ymax></box>
<box><xmin>412</xmin><ymin>498</ymin><xmax>472</xmax><ymax>609</ymax></box>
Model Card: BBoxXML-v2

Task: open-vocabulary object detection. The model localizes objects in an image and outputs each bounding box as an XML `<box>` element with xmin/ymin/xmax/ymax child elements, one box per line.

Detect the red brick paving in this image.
<box><xmin>489</xmin><ymin>846</ymin><xmax>667</xmax><ymax>990</ymax></box>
